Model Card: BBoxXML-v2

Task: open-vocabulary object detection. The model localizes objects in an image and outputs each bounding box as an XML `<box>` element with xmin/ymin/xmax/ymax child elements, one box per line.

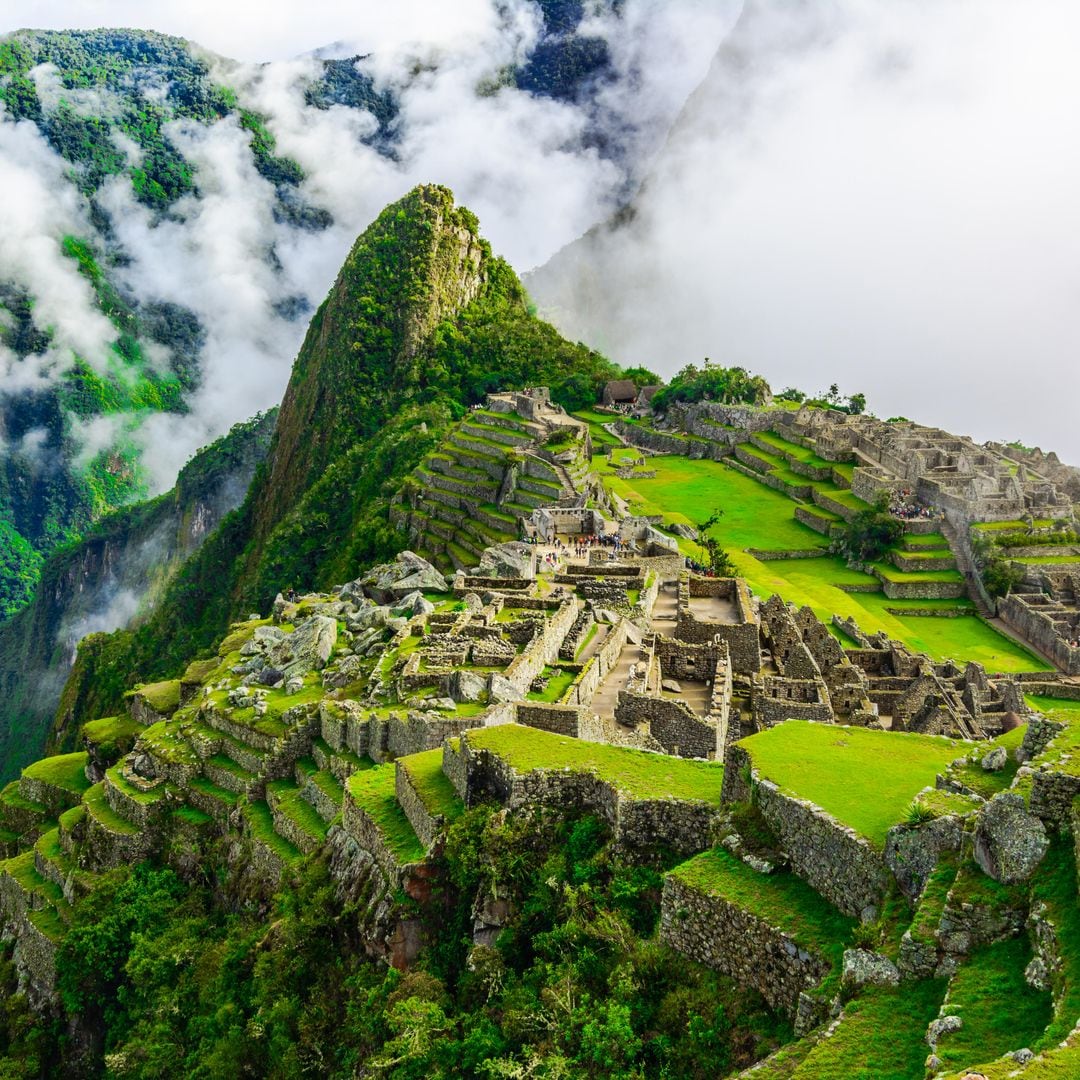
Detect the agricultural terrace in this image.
<box><xmin>737</xmin><ymin>721</ymin><xmax>966</xmax><ymax>847</ymax></box>
<box><xmin>591</xmin><ymin>449</ymin><xmax>1048</xmax><ymax>671</ymax></box>
<box><xmin>462</xmin><ymin>724</ymin><xmax>725</xmax><ymax>804</ymax></box>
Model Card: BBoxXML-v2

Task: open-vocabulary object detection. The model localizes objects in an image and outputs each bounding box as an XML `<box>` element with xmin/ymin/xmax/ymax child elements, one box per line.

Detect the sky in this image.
<box><xmin>526</xmin><ymin>0</ymin><xmax>1080</xmax><ymax>466</ymax></box>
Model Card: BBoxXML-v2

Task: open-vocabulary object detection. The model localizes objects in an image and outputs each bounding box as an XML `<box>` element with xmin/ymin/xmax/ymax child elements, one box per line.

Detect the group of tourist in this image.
<box><xmin>889</xmin><ymin>489</ymin><xmax>939</xmax><ymax>520</ymax></box>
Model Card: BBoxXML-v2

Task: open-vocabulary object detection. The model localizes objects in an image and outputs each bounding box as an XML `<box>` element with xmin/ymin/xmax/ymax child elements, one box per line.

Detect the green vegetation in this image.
<box><xmin>673</xmin><ymin>848</ymin><xmax>855</xmax><ymax>985</ymax></box>
<box><xmin>830</xmin><ymin>495</ymin><xmax>902</xmax><ymax>563</ymax></box>
<box><xmin>651</xmin><ymin>363</ymin><xmax>771</xmax><ymax>412</ymax></box>
<box><xmin>464</xmin><ymin>724</ymin><xmax>725</xmax><ymax>804</ymax></box>
<box><xmin>933</xmin><ymin>936</ymin><xmax>1052</xmax><ymax>1073</ymax></box>
<box><xmin>739</xmin><ymin>722</ymin><xmax>964</xmax><ymax>847</ymax></box>
<box><xmin>792</xmin><ymin>981</ymin><xmax>946</xmax><ymax>1078</ymax></box>
<box><xmin>346</xmin><ymin>764</ymin><xmax>426</xmax><ymax>864</ymax></box>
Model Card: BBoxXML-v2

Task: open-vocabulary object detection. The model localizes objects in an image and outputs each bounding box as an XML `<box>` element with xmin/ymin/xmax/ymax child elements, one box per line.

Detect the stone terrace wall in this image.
<box><xmin>514</xmin><ymin>702</ymin><xmax>586</xmax><ymax>737</ymax></box>
<box><xmin>564</xmin><ymin>619</ymin><xmax>630</xmax><ymax>707</ymax></box>
<box><xmin>460</xmin><ymin>735</ymin><xmax>720</xmax><ymax>857</ymax></box>
<box><xmin>660</xmin><ymin>874</ymin><xmax>831</xmax><ymax>1023</ymax></box>
<box><xmin>723</xmin><ymin>746</ymin><xmax>892</xmax><ymax>918</ymax></box>
<box><xmin>503</xmin><ymin>598</ymin><xmax>579</xmax><ymax>694</ymax></box>
<box><xmin>999</xmin><ymin>595</ymin><xmax>1080</xmax><ymax>675</ymax></box>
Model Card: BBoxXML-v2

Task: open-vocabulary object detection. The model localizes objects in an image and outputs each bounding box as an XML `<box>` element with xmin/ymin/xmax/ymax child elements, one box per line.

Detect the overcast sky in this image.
<box><xmin>528</xmin><ymin>0</ymin><xmax>1080</xmax><ymax>467</ymax></box>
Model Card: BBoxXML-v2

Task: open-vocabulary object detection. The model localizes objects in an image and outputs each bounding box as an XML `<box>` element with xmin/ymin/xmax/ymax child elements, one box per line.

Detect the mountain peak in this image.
<box><xmin>255</xmin><ymin>184</ymin><xmax>490</xmax><ymax>532</ymax></box>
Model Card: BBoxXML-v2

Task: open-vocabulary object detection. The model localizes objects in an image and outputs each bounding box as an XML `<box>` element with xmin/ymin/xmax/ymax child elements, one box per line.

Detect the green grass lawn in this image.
<box><xmin>463</xmin><ymin>724</ymin><xmax>725</xmax><ymax>804</ymax></box>
<box><xmin>594</xmin><ymin>453</ymin><xmax>1047</xmax><ymax>669</ymax></box>
<box><xmin>791</xmin><ymin>981</ymin><xmax>946</xmax><ymax>1079</ymax></box>
<box><xmin>22</xmin><ymin>752</ymin><xmax>91</xmax><ymax>796</ymax></box>
<box><xmin>739</xmin><ymin>721</ymin><xmax>966</xmax><ymax>847</ymax></box>
<box><xmin>398</xmin><ymin>749</ymin><xmax>463</xmax><ymax>823</ymax></box>
<box><xmin>346</xmin><ymin>764</ymin><xmax>426</xmax><ymax>864</ymax></box>
<box><xmin>933</xmin><ymin>936</ymin><xmax>1052</xmax><ymax>1075</ymax></box>
<box><xmin>527</xmin><ymin>666</ymin><xmax>578</xmax><ymax>703</ymax></box>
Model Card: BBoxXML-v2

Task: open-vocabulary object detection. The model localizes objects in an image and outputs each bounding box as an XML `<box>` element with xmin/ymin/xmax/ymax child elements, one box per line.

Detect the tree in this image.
<box><xmin>695</xmin><ymin>508</ymin><xmax>738</xmax><ymax>577</ymax></box>
<box><xmin>775</xmin><ymin>387</ymin><xmax>805</xmax><ymax>403</ymax></box>
<box><xmin>831</xmin><ymin>495</ymin><xmax>902</xmax><ymax>563</ymax></box>
<box><xmin>620</xmin><ymin>365</ymin><xmax>663</xmax><ymax>388</ymax></box>
<box><xmin>847</xmin><ymin>392</ymin><xmax>867</xmax><ymax>415</ymax></box>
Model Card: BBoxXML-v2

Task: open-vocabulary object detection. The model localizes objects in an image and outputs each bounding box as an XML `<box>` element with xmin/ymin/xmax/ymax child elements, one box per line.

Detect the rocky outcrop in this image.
<box><xmin>973</xmin><ymin>793</ymin><xmax>1049</xmax><ymax>884</ymax></box>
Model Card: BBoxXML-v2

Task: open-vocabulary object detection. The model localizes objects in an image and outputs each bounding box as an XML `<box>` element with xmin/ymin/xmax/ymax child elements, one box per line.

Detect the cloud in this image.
<box><xmin>0</xmin><ymin>3</ymin><xmax>739</xmax><ymax>493</ymax></box>
<box><xmin>527</xmin><ymin>0</ymin><xmax>1080</xmax><ymax>465</ymax></box>
<box><xmin>0</xmin><ymin>113</ymin><xmax>118</xmax><ymax>387</ymax></box>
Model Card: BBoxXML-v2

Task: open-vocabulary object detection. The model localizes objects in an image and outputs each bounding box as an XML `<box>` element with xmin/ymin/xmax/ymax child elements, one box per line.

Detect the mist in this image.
<box><xmin>528</xmin><ymin>0</ymin><xmax>1080</xmax><ymax>466</ymax></box>
<box><xmin>0</xmin><ymin>0</ymin><xmax>733</xmax><ymax>490</ymax></box>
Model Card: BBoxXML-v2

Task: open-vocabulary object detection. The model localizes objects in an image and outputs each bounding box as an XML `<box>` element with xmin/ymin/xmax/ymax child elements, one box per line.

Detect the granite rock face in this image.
<box><xmin>357</xmin><ymin>551</ymin><xmax>448</xmax><ymax>603</ymax></box>
<box><xmin>841</xmin><ymin>948</ymin><xmax>900</xmax><ymax>989</ymax></box>
<box><xmin>477</xmin><ymin>542</ymin><xmax>535</xmax><ymax>580</ymax></box>
<box><xmin>973</xmin><ymin>793</ymin><xmax>1049</xmax><ymax>884</ymax></box>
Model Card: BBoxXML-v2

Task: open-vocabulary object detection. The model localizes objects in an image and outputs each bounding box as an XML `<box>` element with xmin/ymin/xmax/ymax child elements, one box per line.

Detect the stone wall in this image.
<box><xmin>723</xmin><ymin>746</ymin><xmax>891</xmax><ymax>919</ymax></box>
<box><xmin>675</xmin><ymin>575</ymin><xmax>761</xmax><ymax>674</ymax></box>
<box><xmin>660</xmin><ymin>874</ymin><xmax>831</xmax><ymax>1025</ymax></box>
<box><xmin>999</xmin><ymin>595</ymin><xmax>1080</xmax><ymax>675</ymax></box>
<box><xmin>459</xmin><ymin>732</ymin><xmax>719</xmax><ymax>857</ymax></box>
<box><xmin>503</xmin><ymin>598</ymin><xmax>578</xmax><ymax>694</ymax></box>
<box><xmin>564</xmin><ymin>619</ymin><xmax>629</xmax><ymax>707</ymax></box>
<box><xmin>614</xmin><ymin>691</ymin><xmax>718</xmax><ymax>759</ymax></box>
<box><xmin>513</xmin><ymin>702</ymin><xmax>586</xmax><ymax>737</ymax></box>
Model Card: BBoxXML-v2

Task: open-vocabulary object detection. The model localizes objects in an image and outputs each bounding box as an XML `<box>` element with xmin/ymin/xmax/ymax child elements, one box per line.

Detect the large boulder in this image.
<box><xmin>265</xmin><ymin>615</ymin><xmax>339</xmax><ymax>680</ymax></box>
<box><xmin>974</xmin><ymin>792</ymin><xmax>1049</xmax><ymax>884</ymax></box>
<box><xmin>450</xmin><ymin>670</ymin><xmax>488</xmax><ymax>704</ymax></box>
<box><xmin>359</xmin><ymin>551</ymin><xmax>448</xmax><ymax>603</ymax></box>
<box><xmin>884</xmin><ymin>812</ymin><xmax>965</xmax><ymax>899</ymax></box>
<box><xmin>477</xmin><ymin>542</ymin><xmax>536</xmax><ymax>580</ymax></box>
<box><xmin>488</xmin><ymin>674</ymin><xmax>523</xmax><ymax>704</ymax></box>
<box><xmin>841</xmin><ymin>949</ymin><xmax>900</xmax><ymax>989</ymax></box>
<box><xmin>981</xmin><ymin>746</ymin><xmax>1008</xmax><ymax>772</ymax></box>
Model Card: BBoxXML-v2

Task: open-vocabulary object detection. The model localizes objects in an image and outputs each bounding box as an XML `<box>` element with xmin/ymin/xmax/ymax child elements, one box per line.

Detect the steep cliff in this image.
<box><xmin>0</xmin><ymin>412</ymin><xmax>275</xmax><ymax>780</ymax></box>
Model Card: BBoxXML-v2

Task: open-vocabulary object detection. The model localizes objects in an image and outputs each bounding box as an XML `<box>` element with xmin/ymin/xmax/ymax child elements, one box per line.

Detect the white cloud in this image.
<box><xmin>528</xmin><ymin>0</ymin><xmax>1080</xmax><ymax>465</ymax></box>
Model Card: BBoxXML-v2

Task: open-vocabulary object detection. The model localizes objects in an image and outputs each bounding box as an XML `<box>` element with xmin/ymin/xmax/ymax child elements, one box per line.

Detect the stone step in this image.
<box><xmin>186</xmin><ymin>776</ymin><xmax>239</xmax><ymax>821</ymax></box>
<box><xmin>266</xmin><ymin>780</ymin><xmax>329</xmax><ymax>856</ymax></box>
<box><xmin>82</xmin><ymin>782</ymin><xmax>154</xmax><ymax>868</ymax></box>
<box><xmin>203</xmin><ymin>754</ymin><xmax>261</xmax><ymax>796</ymax></box>
<box><xmin>301</xmin><ymin>769</ymin><xmax>345</xmax><ymax>824</ymax></box>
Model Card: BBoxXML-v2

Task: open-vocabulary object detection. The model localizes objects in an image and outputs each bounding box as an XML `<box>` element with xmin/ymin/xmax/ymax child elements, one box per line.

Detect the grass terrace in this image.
<box><xmin>241</xmin><ymin>799</ymin><xmax>301</xmax><ymax>865</ymax></box>
<box><xmin>672</xmin><ymin>848</ymin><xmax>854</xmax><ymax>993</ymax></box>
<box><xmin>398</xmin><ymin>749</ymin><xmax>463</xmax><ymax>824</ymax></box>
<box><xmin>933</xmin><ymin>936</ymin><xmax>1052</xmax><ymax>1075</ymax></box>
<box><xmin>590</xmin><ymin>452</ymin><xmax>1047</xmax><ymax>669</ymax></box>
<box><xmin>791</xmin><ymin>981</ymin><xmax>946</xmax><ymax>1079</ymax></box>
<box><xmin>738</xmin><ymin>721</ymin><xmax>966</xmax><ymax>847</ymax></box>
<box><xmin>346</xmin><ymin>763</ymin><xmax>426</xmax><ymax>864</ymax></box>
<box><xmin>129</xmin><ymin>679</ymin><xmax>181</xmax><ymax>714</ymax></box>
<box><xmin>81</xmin><ymin>714</ymin><xmax>143</xmax><ymax>755</ymax></box>
<box><xmin>462</xmin><ymin>724</ymin><xmax>725</xmax><ymax>804</ymax></box>
<box><xmin>22</xmin><ymin>752</ymin><xmax>92</xmax><ymax>798</ymax></box>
